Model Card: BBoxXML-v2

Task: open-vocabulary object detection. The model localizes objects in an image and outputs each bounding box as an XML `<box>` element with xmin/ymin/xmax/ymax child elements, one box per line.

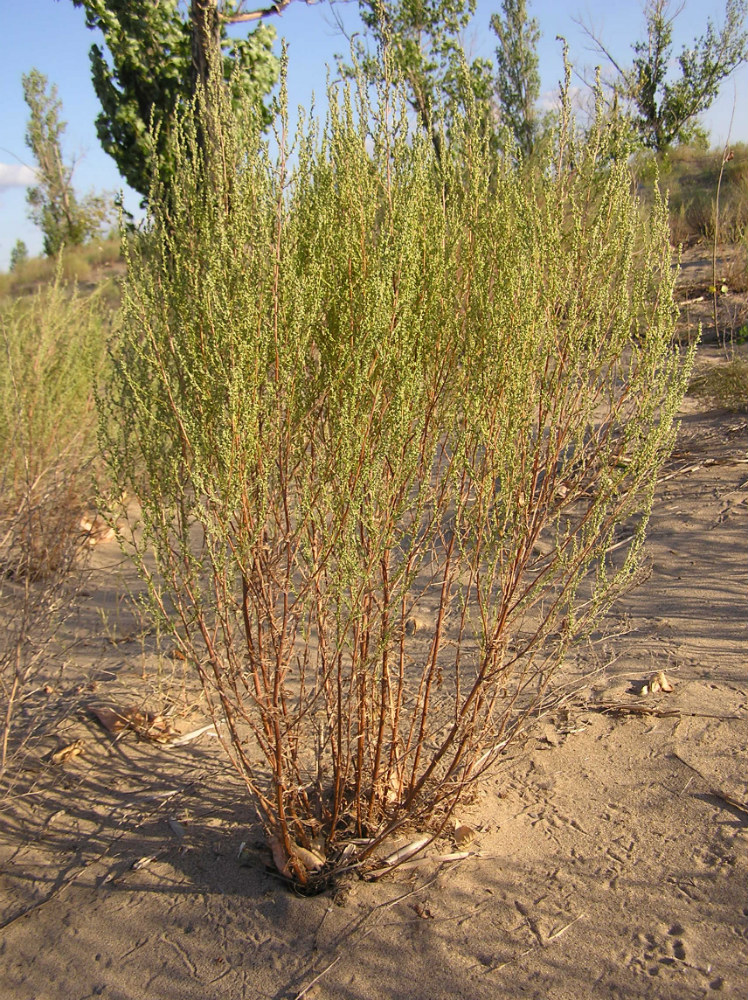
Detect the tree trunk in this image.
<box><xmin>191</xmin><ymin>0</ymin><xmax>221</xmax><ymax>95</ymax></box>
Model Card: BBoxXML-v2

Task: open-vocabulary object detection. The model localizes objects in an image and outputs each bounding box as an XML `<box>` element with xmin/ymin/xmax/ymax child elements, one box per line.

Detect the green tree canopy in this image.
<box><xmin>23</xmin><ymin>69</ymin><xmax>111</xmax><ymax>256</ymax></box>
<box><xmin>583</xmin><ymin>0</ymin><xmax>748</xmax><ymax>151</ymax></box>
<box><xmin>66</xmin><ymin>1</ymin><xmax>279</xmax><ymax>201</ymax></box>
<box><xmin>344</xmin><ymin>0</ymin><xmax>494</xmax><ymax>158</ymax></box>
<box><xmin>9</xmin><ymin>240</ymin><xmax>29</xmax><ymax>272</ymax></box>
<box><xmin>490</xmin><ymin>0</ymin><xmax>540</xmax><ymax>158</ymax></box>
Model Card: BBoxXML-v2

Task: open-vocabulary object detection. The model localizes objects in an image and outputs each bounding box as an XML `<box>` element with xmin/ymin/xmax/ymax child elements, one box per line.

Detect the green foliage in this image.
<box><xmin>490</xmin><ymin>0</ymin><xmax>540</xmax><ymax>158</ymax></box>
<box><xmin>67</xmin><ymin>0</ymin><xmax>278</xmax><ymax>201</ymax></box>
<box><xmin>9</xmin><ymin>241</ymin><xmax>29</xmax><ymax>272</ymax></box>
<box><xmin>620</xmin><ymin>0</ymin><xmax>747</xmax><ymax>151</ymax></box>
<box><xmin>347</xmin><ymin>0</ymin><xmax>494</xmax><ymax>155</ymax></box>
<box><xmin>101</xmin><ymin>69</ymin><xmax>691</xmax><ymax>889</ymax></box>
<box><xmin>22</xmin><ymin>69</ymin><xmax>112</xmax><ymax>257</ymax></box>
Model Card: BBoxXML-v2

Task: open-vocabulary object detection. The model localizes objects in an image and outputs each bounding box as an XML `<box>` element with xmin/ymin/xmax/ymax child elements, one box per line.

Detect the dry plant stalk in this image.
<box><xmin>0</xmin><ymin>481</ymin><xmax>86</xmax><ymax>782</ymax></box>
<box><xmin>0</xmin><ymin>272</ymin><xmax>109</xmax><ymax>784</ymax></box>
<box><xmin>100</xmin><ymin>68</ymin><xmax>691</xmax><ymax>890</ymax></box>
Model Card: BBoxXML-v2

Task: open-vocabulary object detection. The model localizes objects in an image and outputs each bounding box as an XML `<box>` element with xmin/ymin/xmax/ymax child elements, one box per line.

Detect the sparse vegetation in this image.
<box><xmin>0</xmin><ymin>268</ymin><xmax>114</xmax><ymax>780</ymax></box>
<box><xmin>689</xmin><ymin>357</ymin><xmax>748</xmax><ymax>410</ymax></box>
<box><xmin>0</xmin><ymin>237</ymin><xmax>122</xmax><ymax>298</ymax></box>
<box><xmin>636</xmin><ymin>143</ymin><xmax>748</xmax><ymax>245</ymax></box>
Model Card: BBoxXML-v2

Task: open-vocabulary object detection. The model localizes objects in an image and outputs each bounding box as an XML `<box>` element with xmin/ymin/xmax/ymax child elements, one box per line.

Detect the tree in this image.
<box><xmin>344</xmin><ymin>0</ymin><xmax>494</xmax><ymax>159</ymax></box>
<box><xmin>9</xmin><ymin>240</ymin><xmax>29</xmax><ymax>272</ymax></box>
<box><xmin>490</xmin><ymin>0</ymin><xmax>540</xmax><ymax>158</ymax></box>
<box><xmin>581</xmin><ymin>0</ymin><xmax>748</xmax><ymax>151</ymax></box>
<box><xmin>22</xmin><ymin>69</ymin><xmax>111</xmax><ymax>257</ymax></box>
<box><xmin>66</xmin><ymin>1</ymin><xmax>281</xmax><ymax>201</ymax></box>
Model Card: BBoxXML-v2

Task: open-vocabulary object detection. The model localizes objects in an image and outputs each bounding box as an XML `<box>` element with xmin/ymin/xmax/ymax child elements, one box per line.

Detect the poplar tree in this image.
<box><xmin>346</xmin><ymin>0</ymin><xmax>494</xmax><ymax>158</ymax></box>
<box><xmin>66</xmin><ymin>0</ymin><xmax>279</xmax><ymax>201</ymax></box>
<box><xmin>582</xmin><ymin>0</ymin><xmax>748</xmax><ymax>151</ymax></box>
<box><xmin>490</xmin><ymin>0</ymin><xmax>540</xmax><ymax>158</ymax></box>
<box><xmin>22</xmin><ymin>69</ymin><xmax>111</xmax><ymax>256</ymax></box>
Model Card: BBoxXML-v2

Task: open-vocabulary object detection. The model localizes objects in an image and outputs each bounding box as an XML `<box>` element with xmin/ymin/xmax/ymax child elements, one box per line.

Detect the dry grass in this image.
<box><xmin>0</xmin><ymin>266</ymin><xmax>115</xmax><ymax>783</ymax></box>
<box><xmin>0</xmin><ymin>237</ymin><xmax>122</xmax><ymax>298</ymax></box>
<box><xmin>724</xmin><ymin>241</ymin><xmax>748</xmax><ymax>294</ymax></box>
<box><xmin>688</xmin><ymin>357</ymin><xmax>748</xmax><ymax>412</ymax></box>
<box><xmin>635</xmin><ymin>143</ymin><xmax>748</xmax><ymax>246</ymax></box>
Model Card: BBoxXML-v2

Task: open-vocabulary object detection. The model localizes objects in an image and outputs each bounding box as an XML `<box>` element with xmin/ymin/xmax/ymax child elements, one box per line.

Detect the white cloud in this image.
<box><xmin>0</xmin><ymin>163</ymin><xmax>38</xmax><ymax>189</ymax></box>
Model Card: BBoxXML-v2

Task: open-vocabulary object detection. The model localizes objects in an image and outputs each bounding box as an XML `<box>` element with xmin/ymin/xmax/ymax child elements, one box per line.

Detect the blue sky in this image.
<box><xmin>1</xmin><ymin>0</ymin><xmax>746</xmax><ymax>270</ymax></box>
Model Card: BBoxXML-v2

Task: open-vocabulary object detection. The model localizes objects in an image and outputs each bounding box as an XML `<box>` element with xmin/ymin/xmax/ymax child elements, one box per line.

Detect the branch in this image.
<box><xmin>572</xmin><ymin>14</ymin><xmax>628</xmax><ymax>78</ymax></box>
<box><xmin>222</xmin><ymin>0</ymin><xmax>309</xmax><ymax>23</ymax></box>
<box><xmin>666</xmin><ymin>24</ymin><xmax>746</xmax><ymax>140</ymax></box>
<box><xmin>573</xmin><ymin>0</ymin><xmax>687</xmax><ymax>88</ymax></box>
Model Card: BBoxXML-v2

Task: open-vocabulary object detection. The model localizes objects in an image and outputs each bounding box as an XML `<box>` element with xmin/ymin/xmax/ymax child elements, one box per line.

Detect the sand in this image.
<box><xmin>1</xmin><ymin>248</ymin><xmax>746</xmax><ymax>1000</ymax></box>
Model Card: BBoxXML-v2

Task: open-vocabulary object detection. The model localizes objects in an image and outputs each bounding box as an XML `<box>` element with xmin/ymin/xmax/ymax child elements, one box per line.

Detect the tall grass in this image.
<box><xmin>100</xmin><ymin>67</ymin><xmax>691</xmax><ymax>890</ymax></box>
<box><xmin>636</xmin><ymin>143</ymin><xmax>748</xmax><ymax>244</ymax></box>
<box><xmin>0</xmin><ymin>270</ymin><xmax>112</xmax><ymax>778</ymax></box>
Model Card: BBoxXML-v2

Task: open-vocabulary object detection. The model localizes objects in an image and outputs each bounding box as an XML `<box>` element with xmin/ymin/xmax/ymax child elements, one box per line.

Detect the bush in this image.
<box><xmin>100</xmin><ymin>70</ymin><xmax>691</xmax><ymax>891</ymax></box>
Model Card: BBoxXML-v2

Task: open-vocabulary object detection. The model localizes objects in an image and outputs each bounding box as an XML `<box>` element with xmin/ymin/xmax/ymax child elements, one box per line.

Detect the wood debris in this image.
<box><xmin>167</xmin><ymin>723</ymin><xmax>218</xmax><ymax>746</ymax></box>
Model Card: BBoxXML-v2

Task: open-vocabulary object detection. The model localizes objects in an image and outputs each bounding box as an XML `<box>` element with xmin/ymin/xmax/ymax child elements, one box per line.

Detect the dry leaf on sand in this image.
<box><xmin>168</xmin><ymin>723</ymin><xmax>217</xmax><ymax>747</ymax></box>
<box><xmin>453</xmin><ymin>823</ymin><xmax>477</xmax><ymax>849</ymax></box>
<box><xmin>131</xmin><ymin>856</ymin><xmax>157</xmax><ymax>871</ymax></box>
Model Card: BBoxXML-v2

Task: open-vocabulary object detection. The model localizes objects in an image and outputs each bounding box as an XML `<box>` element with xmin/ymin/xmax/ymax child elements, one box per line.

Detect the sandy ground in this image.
<box><xmin>1</xmin><ymin>251</ymin><xmax>746</xmax><ymax>1000</ymax></box>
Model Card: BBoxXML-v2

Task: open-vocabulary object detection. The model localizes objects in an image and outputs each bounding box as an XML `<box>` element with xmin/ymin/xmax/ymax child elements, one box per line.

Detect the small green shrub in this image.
<box><xmin>101</xmin><ymin>68</ymin><xmax>691</xmax><ymax>890</ymax></box>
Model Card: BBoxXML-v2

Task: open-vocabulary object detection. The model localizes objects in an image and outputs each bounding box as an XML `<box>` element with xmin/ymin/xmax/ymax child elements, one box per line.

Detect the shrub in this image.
<box><xmin>100</xmin><ymin>70</ymin><xmax>691</xmax><ymax>891</ymax></box>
